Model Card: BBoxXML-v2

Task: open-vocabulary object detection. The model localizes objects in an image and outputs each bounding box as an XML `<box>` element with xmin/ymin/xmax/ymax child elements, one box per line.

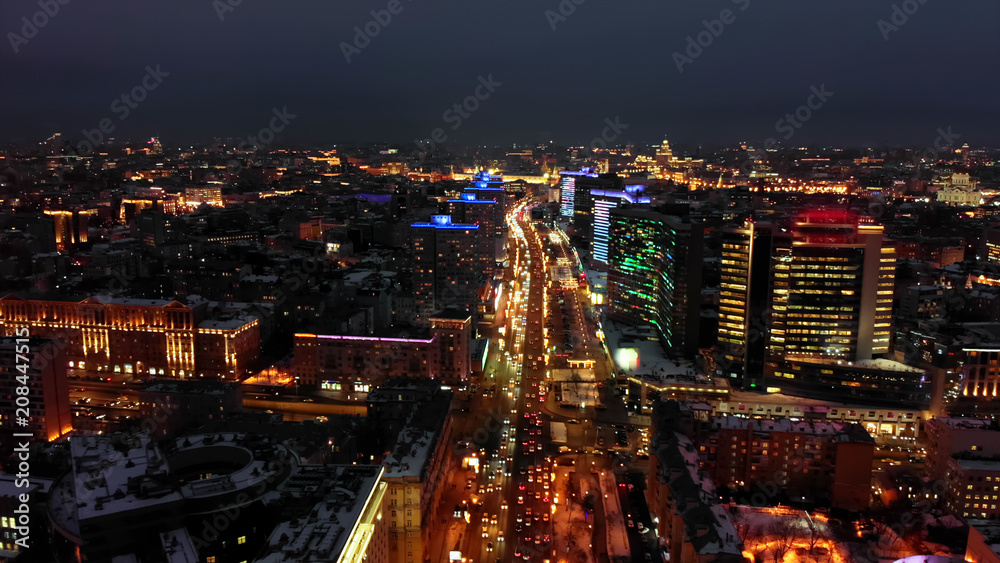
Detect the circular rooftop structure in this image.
<box><xmin>168</xmin><ymin>443</ymin><xmax>253</xmax><ymax>484</ymax></box>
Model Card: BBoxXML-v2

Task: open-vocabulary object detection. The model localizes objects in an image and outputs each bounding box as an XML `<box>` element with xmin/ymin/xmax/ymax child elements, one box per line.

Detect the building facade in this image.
<box><xmin>448</xmin><ymin>193</ymin><xmax>499</xmax><ymax>277</ymax></box>
<box><xmin>716</xmin><ymin>210</ymin><xmax>897</xmax><ymax>393</ymax></box>
<box><xmin>0</xmin><ymin>337</ymin><xmax>72</xmax><ymax>447</ymax></box>
<box><xmin>590</xmin><ymin>185</ymin><xmax>650</xmax><ymax>264</ymax></box>
<box><xmin>377</xmin><ymin>384</ymin><xmax>454</xmax><ymax>563</ymax></box>
<box><xmin>700</xmin><ymin>417</ymin><xmax>875</xmax><ymax>511</ymax></box>
<box><xmin>607</xmin><ymin>208</ymin><xmax>703</xmax><ymax>356</ymax></box>
<box><xmin>0</xmin><ymin>294</ymin><xmax>260</xmax><ymax>380</ymax></box>
<box><xmin>411</xmin><ymin>215</ymin><xmax>480</xmax><ymax>322</ymax></box>
<box><xmin>294</xmin><ymin>310</ymin><xmax>472</xmax><ymax>390</ymax></box>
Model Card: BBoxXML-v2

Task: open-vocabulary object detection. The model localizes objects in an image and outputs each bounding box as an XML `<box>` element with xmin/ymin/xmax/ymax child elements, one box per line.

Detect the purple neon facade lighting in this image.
<box><xmin>297</xmin><ymin>333</ymin><xmax>436</xmax><ymax>344</ymax></box>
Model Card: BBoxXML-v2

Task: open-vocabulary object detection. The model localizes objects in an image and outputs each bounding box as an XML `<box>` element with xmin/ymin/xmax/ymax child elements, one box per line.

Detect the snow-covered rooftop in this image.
<box><xmin>257</xmin><ymin>465</ymin><xmax>383</xmax><ymax>563</ymax></box>
<box><xmin>650</xmin><ymin>429</ymin><xmax>743</xmax><ymax>557</ymax></box>
<box><xmin>160</xmin><ymin>528</ymin><xmax>198</xmax><ymax>563</ymax></box>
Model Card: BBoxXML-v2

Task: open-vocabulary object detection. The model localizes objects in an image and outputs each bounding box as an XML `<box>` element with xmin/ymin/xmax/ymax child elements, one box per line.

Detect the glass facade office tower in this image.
<box><xmin>558</xmin><ymin>170</ymin><xmax>598</xmax><ymax>218</ymax></box>
<box><xmin>717</xmin><ymin>210</ymin><xmax>897</xmax><ymax>391</ymax></box>
<box><xmin>591</xmin><ymin>184</ymin><xmax>649</xmax><ymax>264</ymax></box>
<box><xmin>607</xmin><ymin>208</ymin><xmax>703</xmax><ymax>357</ymax></box>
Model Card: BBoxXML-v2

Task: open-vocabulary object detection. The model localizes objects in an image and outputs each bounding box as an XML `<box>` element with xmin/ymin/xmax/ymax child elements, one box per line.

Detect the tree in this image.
<box><xmin>806</xmin><ymin>519</ymin><xmax>830</xmax><ymax>563</ymax></box>
<box><xmin>767</xmin><ymin>518</ymin><xmax>797</xmax><ymax>563</ymax></box>
<box><xmin>731</xmin><ymin>509</ymin><xmax>767</xmax><ymax>561</ymax></box>
<box><xmin>870</xmin><ymin>521</ymin><xmax>908</xmax><ymax>559</ymax></box>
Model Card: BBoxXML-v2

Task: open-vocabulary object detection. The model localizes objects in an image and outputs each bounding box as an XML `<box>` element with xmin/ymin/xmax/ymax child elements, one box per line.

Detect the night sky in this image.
<box><xmin>2</xmin><ymin>0</ymin><xmax>998</xmax><ymax>149</ymax></box>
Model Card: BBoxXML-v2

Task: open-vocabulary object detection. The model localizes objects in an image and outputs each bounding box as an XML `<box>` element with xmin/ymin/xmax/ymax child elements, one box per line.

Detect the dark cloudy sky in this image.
<box><xmin>2</xmin><ymin>0</ymin><xmax>998</xmax><ymax>149</ymax></box>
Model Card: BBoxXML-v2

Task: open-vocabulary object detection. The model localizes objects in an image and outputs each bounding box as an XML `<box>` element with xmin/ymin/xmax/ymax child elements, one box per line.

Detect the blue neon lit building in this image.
<box><xmin>448</xmin><ymin>194</ymin><xmax>500</xmax><ymax>275</ymax></box>
<box><xmin>558</xmin><ymin>170</ymin><xmax>598</xmax><ymax>218</ymax></box>
<box><xmin>411</xmin><ymin>215</ymin><xmax>480</xmax><ymax>322</ymax></box>
<box><xmin>591</xmin><ymin>186</ymin><xmax>650</xmax><ymax>264</ymax></box>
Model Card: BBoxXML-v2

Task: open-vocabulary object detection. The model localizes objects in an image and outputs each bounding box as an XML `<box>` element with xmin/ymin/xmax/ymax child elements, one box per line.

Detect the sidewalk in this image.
<box><xmin>426</xmin><ymin>459</ymin><xmax>473</xmax><ymax>562</ymax></box>
<box><xmin>597</xmin><ymin>470</ymin><xmax>631</xmax><ymax>560</ymax></box>
<box><xmin>552</xmin><ymin>466</ymin><xmax>597</xmax><ymax>563</ymax></box>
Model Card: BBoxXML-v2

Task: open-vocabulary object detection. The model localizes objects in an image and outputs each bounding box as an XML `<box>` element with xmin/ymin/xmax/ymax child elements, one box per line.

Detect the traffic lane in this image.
<box><xmin>617</xmin><ymin>479</ymin><xmax>658</xmax><ymax>561</ymax></box>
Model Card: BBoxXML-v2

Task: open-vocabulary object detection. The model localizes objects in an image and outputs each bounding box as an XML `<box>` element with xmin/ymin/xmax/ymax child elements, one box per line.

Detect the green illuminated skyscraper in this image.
<box><xmin>607</xmin><ymin>207</ymin><xmax>703</xmax><ymax>357</ymax></box>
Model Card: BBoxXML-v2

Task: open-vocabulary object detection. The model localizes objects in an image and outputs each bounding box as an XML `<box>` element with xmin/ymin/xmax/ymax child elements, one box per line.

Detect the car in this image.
<box><xmin>518</xmin><ymin>495</ymin><xmax>524</xmax><ymax>504</ymax></box>
<box><xmin>516</xmin><ymin>513</ymin><xmax>523</xmax><ymax>523</ymax></box>
<box><xmin>483</xmin><ymin>529</ymin><xmax>489</xmax><ymax>538</ymax></box>
<box><xmin>542</xmin><ymin>512</ymin><xmax>549</xmax><ymax>522</ymax></box>
<box><xmin>644</xmin><ymin>554</ymin><xmax>652</xmax><ymax>561</ymax></box>
<box><xmin>628</xmin><ymin>520</ymin><xmax>635</xmax><ymax>527</ymax></box>
<box><xmin>491</xmin><ymin>514</ymin><xmax>498</xmax><ymax>525</ymax></box>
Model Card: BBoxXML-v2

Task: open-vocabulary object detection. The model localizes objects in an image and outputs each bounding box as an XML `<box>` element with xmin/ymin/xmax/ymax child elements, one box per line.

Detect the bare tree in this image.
<box><xmin>731</xmin><ymin>509</ymin><xmax>767</xmax><ymax>562</ymax></box>
<box><xmin>805</xmin><ymin>521</ymin><xmax>830</xmax><ymax>563</ymax></box>
<box><xmin>870</xmin><ymin>521</ymin><xmax>908</xmax><ymax>559</ymax></box>
<box><xmin>767</xmin><ymin>519</ymin><xmax>797</xmax><ymax>563</ymax></box>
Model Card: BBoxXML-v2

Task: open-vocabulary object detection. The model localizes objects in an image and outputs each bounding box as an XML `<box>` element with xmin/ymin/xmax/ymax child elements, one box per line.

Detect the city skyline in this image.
<box><xmin>3</xmin><ymin>2</ymin><xmax>1000</xmax><ymax>562</ymax></box>
<box><xmin>1</xmin><ymin>1</ymin><xmax>999</xmax><ymax>147</ymax></box>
